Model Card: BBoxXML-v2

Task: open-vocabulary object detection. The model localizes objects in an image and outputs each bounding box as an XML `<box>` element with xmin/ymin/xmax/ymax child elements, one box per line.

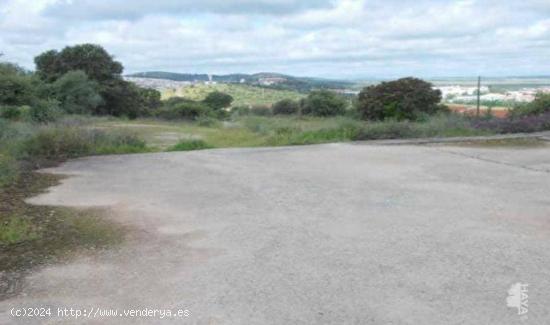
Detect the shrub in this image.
<box><xmin>0</xmin><ymin>68</ymin><xmax>35</xmax><ymax>106</ymax></box>
<box><xmin>0</xmin><ymin>106</ymin><xmax>22</xmax><ymax>120</ymax></box>
<box><xmin>301</xmin><ymin>90</ymin><xmax>347</xmax><ymax>116</ymax></box>
<box><xmin>29</xmin><ymin>99</ymin><xmax>63</xmax><ymax>123</ymax></box>
<box><xmin>202</xmin><ymin>91</ymin><xmax>233</xmax><ymax>110</ymax></box>
<box><xmin>511</xmin><ymin>92</ymin><xmax>550</xmax><ymax>117</ymax></box>
<box><xmin>231</xmin><ymin>105</ymin><xmax>251</xmax><ymax>116</ymax></box>
<box><xmin>273</xmin><ymin>99</ymin><xmax>299</xmax><ymax>115</ymax></box>
<box><xmin>157</xmin><ymin>99</ymin><xmax>211</xmax><ymax>120</ymax></box>
<box><xmin>472</xmin><ymin>113</ymin><xmax>550</xmax><ymax>134</ymax></box>
<box><xmin>250</xmin><ymin>105</ymin><xmax>272</xmax><ymax>116</ymax></box>
<box><xmin>20</xmin><ymin>127</ymin><xmax>146</xmax><ymax>160</ymax></box>
<box><xmin>168</xmin><ymin>139</ymin><xmax>213</xmax><ymax>151</ymax></box>
<box><xmin>357</xmin><ymin>77</ymin><xmax>443</xmax><ymax>121</ymax></box>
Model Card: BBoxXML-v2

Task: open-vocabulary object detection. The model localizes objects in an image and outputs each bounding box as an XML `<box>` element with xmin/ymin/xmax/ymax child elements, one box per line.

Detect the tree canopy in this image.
<box><xmin>35</xmin><ymin>44</ymin><xmax>123</xmax><ymax>82</ymax></box>
<box><xmin>357</xmin><ymin>77</ymin><xmax>443</xmax><ymax>121</ymax></box>
<box><xmin>202</xmin><ymin>91</ymin><xmax>233</xmax><ymax>110</ymax></box>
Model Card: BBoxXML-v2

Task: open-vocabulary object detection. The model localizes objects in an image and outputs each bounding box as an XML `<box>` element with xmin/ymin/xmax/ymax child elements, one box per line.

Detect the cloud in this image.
<box><xmin>1</xmin><ymin>0</ymin><xmax>549</xmax><ymax>78</ymax></box>
<box><xmin>43</xmin><ymin>0</ymin><xmax>334</xmax><ymax>20</ymax></box>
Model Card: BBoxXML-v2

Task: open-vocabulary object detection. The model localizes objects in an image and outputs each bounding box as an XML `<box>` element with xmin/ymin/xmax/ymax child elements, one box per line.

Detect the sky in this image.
<box><xmin>0</xmin><ymin>0</ymin><xmax>549</xmax><ymax>79</ymax></box>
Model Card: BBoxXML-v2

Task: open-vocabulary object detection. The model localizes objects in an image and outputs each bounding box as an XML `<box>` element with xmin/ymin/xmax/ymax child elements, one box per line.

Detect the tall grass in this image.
<box><xmin>0</xmin><ymin>118</ymin><xmax>148</xmax><ymax>188</ymax></box>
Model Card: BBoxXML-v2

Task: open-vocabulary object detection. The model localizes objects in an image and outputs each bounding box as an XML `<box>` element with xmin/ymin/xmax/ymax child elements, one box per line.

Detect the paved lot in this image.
<box><xmin>2</xmin><ymin>143</ymin><xmax>550</xmax><ymax>324</ymax></box>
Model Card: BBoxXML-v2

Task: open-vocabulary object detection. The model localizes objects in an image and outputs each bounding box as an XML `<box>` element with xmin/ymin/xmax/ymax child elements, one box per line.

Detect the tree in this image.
<box><xmin>273</xmin><ymin>99</ymin><xmax>299</xmax><ymax>115</ymax></box>
<box><xmin>34</xmin><ymin>44</ymin><xmax>154</xmax><ymax>118</ymax></box>
<box><xmin>51</xmin><ymin>70</ymin><xmax>103</xmax><ymax>114</ymax></box>
<box><xmin>97</xmin><ymin>79</ymin><xmax>148</xmax><ymax>118</ymax></box>
<box><xmin>138</xmin><ymin>88</ymin><xmax>162</xmax><ymax>111</ymax></box>
<box><xmin>202</xmin><ymin>91</ymin><xmax>233</xmax><ymax>110</ymax></box>
<box><xmin>0</xmin><ymin>63</ymin><xmax>35</xmax><ymax>106</ymax></box>
<box><xmin>301</xmin><ymin>90</ymin><xmax>347</xmax><ymax>116</ymax></box>
<box><xmin>35</xmin><ymin>44</ymin><xmax>123</xmax><ymax>82</ymax></box>
<box><xmin>357</xmin><ymin>77</ymin><xmax>443</xmax><ymax>121</ymax></box>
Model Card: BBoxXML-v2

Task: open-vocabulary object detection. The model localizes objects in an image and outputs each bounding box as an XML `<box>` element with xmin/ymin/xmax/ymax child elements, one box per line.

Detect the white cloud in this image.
<box><xmin>0</xmin><ymin>0</ymin><xmax>549</xmax><ymax>78</ymax></box>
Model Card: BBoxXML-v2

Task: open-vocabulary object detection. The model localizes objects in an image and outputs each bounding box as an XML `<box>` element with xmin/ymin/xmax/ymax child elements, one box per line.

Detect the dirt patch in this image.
<box><xmin>0</xmin><ymin>172</ymin><xmax>127</xmax><ymax>300</ymax></box>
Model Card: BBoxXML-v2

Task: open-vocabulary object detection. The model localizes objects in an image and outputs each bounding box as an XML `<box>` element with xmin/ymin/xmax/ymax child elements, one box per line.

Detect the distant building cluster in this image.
<box><xmin>124</xmin><ymin>77</ymin><xmax>217</xmax><ymax>91</ymax></box>
<box><xmin>258</xmin><ymin>77</ymin><xmax>287</xmax><ymax>86</ymax></box>
<box><xmin>435</xmin><ymin>85</ymin><xmax>550</xmax><ymax>103</ymax></box>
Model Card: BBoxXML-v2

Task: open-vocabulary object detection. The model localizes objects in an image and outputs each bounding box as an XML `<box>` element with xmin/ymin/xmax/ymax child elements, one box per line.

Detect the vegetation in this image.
<box><xmin>203</xmin><ymin>91</ymin><xmax>234</xmax><ymax>110</ymax></box>
<box><xmin>301</xmin><ymin>90</ymin><xmax>348</xmax><ymax>116</ymax></box>
<box><xmin>34</xmin><ymin>44</ymin><xmax>161</xmax><ymax>118</ymax></box>
<box><xmin>357</xmin><ymin>77</ymin><xmax>445</xmax><ymax>121</ymax></box>
<box><xmin>161</xmin><ymin>83</ymin><xmax>304</xmax><ymax>107</ymax></box>
<box><xmin>129</xmin><ymin>71</ymin><xmax>354</xmax><ymax>93</ymax></box>
<box><xmin>2</xmin><ymin>44</ymin><xmax>550</xmax><ymax>286</ymax></box>
<box><xmin>168</xmin><ymin>139</ymin><xmax>213</xmax><ymax>151</ymax></box>
<box><xmin>273</xmin><ymin>99</ymin><xmax>300</xmax><ymax>115</ymax></box>
<box><xmin>511</xmin><ymin>92</ymin><xmax>550</xmax><ymax>117</ymax></box>
<box><xmin>157</xmin><ymin>97</ymin><xmax>212</xmax><ymax>120</ymax></box>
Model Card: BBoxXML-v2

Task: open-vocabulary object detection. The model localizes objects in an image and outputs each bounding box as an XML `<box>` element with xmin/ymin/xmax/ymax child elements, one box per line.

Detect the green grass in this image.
<box><xmin>162</xmin><ymin>83</ymin><xmax>304</xmax><ymax>107</ymax></box>
<box><xmin>92</xmin><ymin>113</ymin><xmax>495</xmax><ymax>151</ymax></box>
<box><xmin>0</xmin><ymin>216</ymin><xmax>38</xmax><ymax>245</ymax></box>
<box><xmin>168</xmin><ymin>139</ymin><xmax>213</xmax><ymax>151</ymax></box>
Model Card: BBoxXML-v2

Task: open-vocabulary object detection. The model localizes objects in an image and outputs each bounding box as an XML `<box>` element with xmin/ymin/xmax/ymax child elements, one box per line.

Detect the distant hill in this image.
<box><xmin>126</xmin><ymin>71</ymin><xmax>354</xmax><ymax>92</ymax></box>
<box><xmin>161</xmin><ymin>83</ymin><xmax>305</xmax><ymax>107</ymax></box>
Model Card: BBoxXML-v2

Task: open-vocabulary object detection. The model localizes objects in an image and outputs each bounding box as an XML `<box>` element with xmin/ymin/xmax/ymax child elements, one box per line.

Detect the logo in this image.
<box><xmin>506</xmin><ymin>283</ymin><xmax>528</xmax><ymax>316</ymax></box>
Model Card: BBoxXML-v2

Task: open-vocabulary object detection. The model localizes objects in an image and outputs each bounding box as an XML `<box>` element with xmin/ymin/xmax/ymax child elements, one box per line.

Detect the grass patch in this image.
<box><xmin>0</xmin><ymin>154</ymin><xmax>19</xmax><ymax>187</ymax></box>
<box><xmin>446</xmin><ymin>138</ymin><xmax>549</xmax><ymax>148</ymax></box>
<box><xmin>0</xmin><ymin>217</ymin><xmax>38</xmax><ymax>245</ymax></box>
<box><xmin>0</xmin><ymin>172</ymin><xmax>126</xmax><ymax>298</ymax></box>
<box><xmin>168</xmin><ymin>139</ymin><xmax>214</xmax><ymax>151</ymax></box>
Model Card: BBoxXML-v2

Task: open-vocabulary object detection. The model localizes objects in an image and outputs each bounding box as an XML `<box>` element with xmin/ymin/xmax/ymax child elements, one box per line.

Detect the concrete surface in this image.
<box><xmin>2</xmin><ymin>143</ymin><xmax>550</xmax><ymax>324</ymax></box>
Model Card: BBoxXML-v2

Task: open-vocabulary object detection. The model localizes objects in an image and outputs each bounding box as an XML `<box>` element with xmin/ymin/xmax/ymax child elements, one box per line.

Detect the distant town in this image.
<box><xmin>125</xmin><ymin>75</ymin><xmax>550</xmax><ymax>105</ymax></box>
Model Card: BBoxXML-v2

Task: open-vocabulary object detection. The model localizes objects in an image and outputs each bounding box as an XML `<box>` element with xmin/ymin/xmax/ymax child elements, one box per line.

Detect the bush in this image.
<box><xmin>29</xmin><ymin>99</ymin><xmax>63</xmax><ymax>123</ymax></box>
<box><xmin>273</xmin><ymin>99</ymin><xmax>299</xmax><ymax>115</ymax></box>
<box><xmin>157</xmin><ymin>99</ymin><xmax>212</xmax><ymax>120</ymax></box>
<box><xmin>20</xmin><ymin>127</ymin><xmax>146</xmax><ymax>160</ymax></box>
<box><xmin>202</xmin><ymin>91</ymin><xmax>233</xmax><ymax>110</ymax></box>
<box><xmin>168</xmin><ymin>139</ymin><xmax>213</xmax><ymax>151</ymax></box>
<box><xmin>511</xmin><ymin>92</ymin><xmax>550</xmax><ymax>117</ymax></box>
<box><xmin>250</xmin><ymin>105</ymin><xmax>272</xmax><ymax>116</ymax></box>
<box><xmin>357</xmin><ymin>77</ymin><xmax>443</xmax><ymax>121</ymax></box>
<box><xmin>0</xmin><ymin>67</ymin><xmax>35</xmax><ymax>106</ymax></box>
<box><xmin>0</xmin><ymin>106</ymin><xmax>22</xmax><ymax>120</ymax></box>
<box><xmin>472</xmin><ymin>113</ymin><xmax>550</xmax><ymax>134</ymax></box>
<box><xmin>231</xmin><ymin>105</ymin><xmax>251</xmax><ymax>116</ymax></box>
<box><xmin>301</xmin><ymin>90</ymin><xmax>347</xmax><ymax>116</ymax></box>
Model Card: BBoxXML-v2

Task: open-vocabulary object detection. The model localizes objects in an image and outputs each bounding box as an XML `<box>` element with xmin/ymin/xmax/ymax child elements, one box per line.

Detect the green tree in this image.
<box><xmin>51</xmin><ymin>70</ymin><xmax>103</xmax><ymax>114</ymax></box>
<box><xmin>357</xmin><ymin>77</ymin><xmax>443</xmax><ymax>121</ymax></box>
<box><xmin>35</xmin><ymin>44</ymin><xmax>123</xmax><ymax>82</ymax></box>
<box><xmin>301</xmin><ymin>90</ymin><xmax>347</xmax><ymax>116</ymax></box>
<box><xmin>203</xmin><ymin>91</ymin><xmax>233</xmax><ymax>110</ymax></box>
<box><xmin>138</xmin><ymin>88</ymin><xmax>162</xmax><ymax>111</ymax></box>
<box><xmin>34</xmin><ymin>44</ymin><xmax>154</xmax><ymax>118</ymax></box>
<box><xmin>97</xmin><ymin>79</ymin><xmax>147</xmax><ymax>118</ymax></box>
<box><xmin>0</xmin><ymin>63</ymin><xmax>35</xmax><ymax>106</ymax></box>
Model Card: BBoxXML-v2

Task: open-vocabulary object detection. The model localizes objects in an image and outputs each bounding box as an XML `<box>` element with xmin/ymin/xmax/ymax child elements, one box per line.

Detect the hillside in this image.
<box><xmin>161</xmin><ymin>83</ymin><xmax>305</xmax><ymax>107</ymax></box>
<box><xmin>128</xmin><ymin>71</ymin><xmax>355</xmax><ymax>92</ymax></box>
